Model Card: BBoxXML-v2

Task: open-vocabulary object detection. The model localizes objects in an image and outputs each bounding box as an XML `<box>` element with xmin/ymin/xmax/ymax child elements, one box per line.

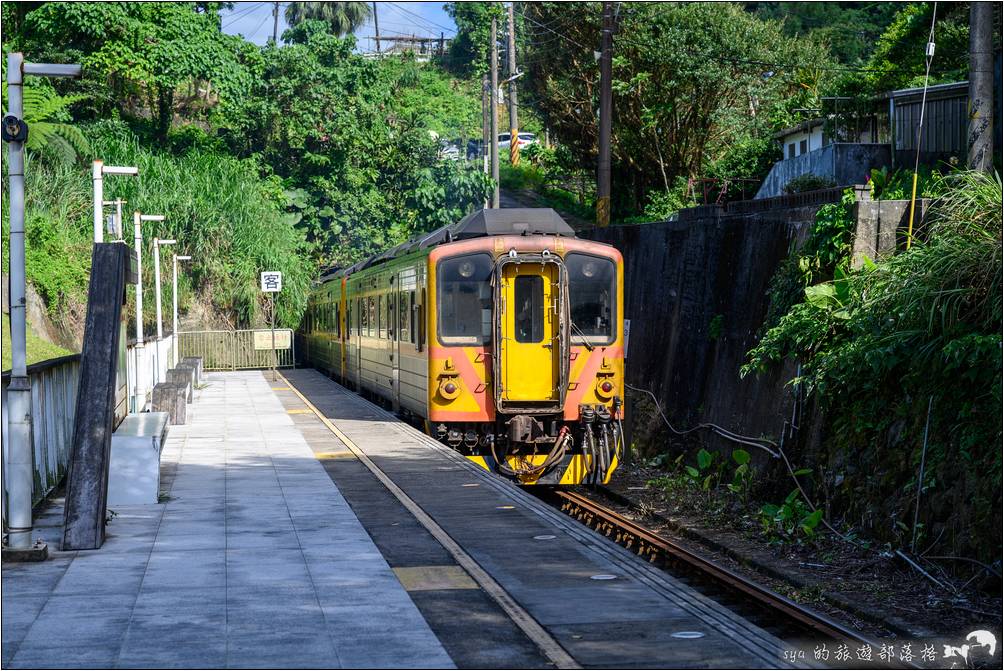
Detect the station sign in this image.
<box><xmin>253</xmin><ymin>329</ymin><xmax>292</xmax><ymax>350</ymax></box>
<box><xmin>261</xmin><ymin>271</ymin><xmax>282</xmax><ymax>292</ymax></box>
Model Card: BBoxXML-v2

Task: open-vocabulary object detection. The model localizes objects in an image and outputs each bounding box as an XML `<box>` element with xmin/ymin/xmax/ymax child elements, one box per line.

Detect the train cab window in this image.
<box><xmin>514</xmin><ymin>275</ymin><xmax>545</xmax><ymax>343</ymax></box>
<box><xmin>566</xmin><ymin>253</ymin><xmax>616</xmax><ymax>345</ymax></box>
<box><xmin>438</xmin><ymin>254</ymin><xmax>492</xmax><ymax>345</ymax></box>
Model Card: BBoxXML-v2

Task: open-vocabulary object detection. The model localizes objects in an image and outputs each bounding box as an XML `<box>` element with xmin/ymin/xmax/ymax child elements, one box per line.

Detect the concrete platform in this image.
<box><xmin>1</xmin><ymin>371</ymin><xmax>452</xmax><ymax>670</ymax></box>
<box><xmin>279</xmin><ymin>368</ymin><xmax>792</xmax><ymax>669</ymax></box>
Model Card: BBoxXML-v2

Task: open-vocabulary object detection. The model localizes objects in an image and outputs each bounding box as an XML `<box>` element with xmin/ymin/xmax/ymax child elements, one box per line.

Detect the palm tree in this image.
<box><xmin>284</xmin><ymin>1</ymin><xmax>373</xmax><ymax>37</ymax></box>
<box><xmin>1</xmin><ymin>83</ymin><xmax>89</xmax><ymax>163</ymax></box>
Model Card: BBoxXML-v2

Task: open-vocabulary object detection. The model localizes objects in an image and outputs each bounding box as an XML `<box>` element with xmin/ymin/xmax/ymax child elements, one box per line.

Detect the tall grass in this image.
<box><xmin>3</xmin><ymin>121</ymin><xmax>312</xmax><ymax>329</ymax></box>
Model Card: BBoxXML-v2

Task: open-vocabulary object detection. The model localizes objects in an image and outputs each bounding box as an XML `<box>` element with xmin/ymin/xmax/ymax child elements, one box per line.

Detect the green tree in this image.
<box><xmin>20</xmin><ymin>2</ymin><xmax>260</xmax><ymax>142</ymax></box>
<box><xmin>835</xmin><ymin>2</ymin><xmax>971</xmax><ymax>95</ymax></box>
<box><xmin>745</xmin><ymin>2</ymin><xmax>901</xmax><ymax>65</ymax></box>
<box><xmin>518</xmin><ymin>2</ymin><xmax>830</xmax><ymax>216</ymax></box>
<box><xmin>284</xmin><ymin>1</ymin><xmax>372</xmax><ymax>37</ymax></box>
<box><xmin>216</xmin><ymin>29</ymin><xmax>490</xmax><ymax>267</ymax></box>
<box><xmin>443</xmin><ymin>2</ymin><xmax>505</xmax><ymax>77</ymax></box>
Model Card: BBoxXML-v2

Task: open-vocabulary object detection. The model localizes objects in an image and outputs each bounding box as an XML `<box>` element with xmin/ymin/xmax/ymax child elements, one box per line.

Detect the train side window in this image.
<box><xmin>378</xmin><ymin>295</ymin><xmax>386</xmax><ymax>339</ymax></box>
<box><xmin>335</xmin><ymin>303</ymin><xmax>340</xmax><ymax>338</ymax></box>
<box><xmin>368</xmin><ymin>297</ymin><xmax>376</xmax><ymax>337</ymax></box>
<box><xmin>396</xmin><ymin>292</ymin><xmax>405</xmax><ymax>343</ymax></box>
<box><xmin>409</xmin><ymin>291</ymin><xmax>416</xmax><ymax>345</ymax></box>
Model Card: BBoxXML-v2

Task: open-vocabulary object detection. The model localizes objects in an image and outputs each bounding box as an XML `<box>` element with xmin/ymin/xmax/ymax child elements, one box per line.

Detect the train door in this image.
<box><xmin>496</xmin><ymin>258</ymin><xmax>564</xmax><ymax>407</ymax></box>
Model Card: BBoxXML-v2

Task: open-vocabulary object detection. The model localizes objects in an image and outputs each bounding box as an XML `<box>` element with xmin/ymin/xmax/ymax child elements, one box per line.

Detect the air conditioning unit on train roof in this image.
<box><xmin>448</xmin><ymin>208</ymin><xmax>576</xmax><ymax>240</ymax></box>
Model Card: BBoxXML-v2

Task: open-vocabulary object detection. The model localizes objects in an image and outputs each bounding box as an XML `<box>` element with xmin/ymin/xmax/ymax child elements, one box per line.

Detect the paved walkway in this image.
<box><xmin>2</xmin><ymin>372</ymin><xmax>453</xmax><ymax>669</ymax></box>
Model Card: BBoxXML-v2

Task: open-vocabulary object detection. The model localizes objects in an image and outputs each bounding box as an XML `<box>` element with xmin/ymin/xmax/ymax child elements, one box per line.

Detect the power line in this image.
<box><xmin>385</xmin><ymin>2</ymin><xmax>456</xmax><ymax>35</ymax></box>
<box><xmin>516</xmin><ymin>9</ymin><xmax>589</xmax><ymax>51</ymax></box>
<box><xmin>245</xmin><ymin>6</ymin><xmax>275</xmax><ymax>42</ymax></box>
<box><xmin>222</xmin><ymin>2</ymin><xmax>267</xmax><ymax>29</ymax></box>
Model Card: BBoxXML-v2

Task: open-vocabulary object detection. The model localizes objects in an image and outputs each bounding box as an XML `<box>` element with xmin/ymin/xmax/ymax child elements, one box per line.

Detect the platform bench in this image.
<box><xmin>107</xmin><ymin>412</ymin><xmax>170</xmax><ymax>505</ymax></box>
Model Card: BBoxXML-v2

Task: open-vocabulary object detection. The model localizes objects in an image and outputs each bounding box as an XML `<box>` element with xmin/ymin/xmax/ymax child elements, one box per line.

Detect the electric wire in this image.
<box><xmin>221</xmin><ymin>2</ymin><xmax>266</xmax><ymax>29</ymax></box>
<box><xmin>623</xmin><ymin>382</ymin><xmax>779</xmax><ymax>457</ymax></box>
<box><xmin>386</xmin><ymin>2</ymin><xmax>457</xmax><ymax>35</ymax></box>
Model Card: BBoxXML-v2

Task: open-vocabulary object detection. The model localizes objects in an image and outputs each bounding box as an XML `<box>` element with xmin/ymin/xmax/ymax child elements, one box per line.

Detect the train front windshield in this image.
<box><xmin>566</xmin><ymin>253</ymin><xmax>616</xmax><ymax>345</ymax></box>
<box><xmin>437</xmin><ymin>253</ymin><xmax>493</xmax><ymax>345</ymax></box>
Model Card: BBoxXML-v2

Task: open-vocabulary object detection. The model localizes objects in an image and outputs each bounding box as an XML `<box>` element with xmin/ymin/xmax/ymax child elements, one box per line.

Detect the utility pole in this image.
<box><xmin>482</xmin><ymin>74</ymin><xmax>491</xmax><ymax>177</ymax></box>
<box><xmin>373</xmin><ymin>1</ymin><xmax>381</xmax><ymax>55</ymax></box>
<box><xmin>507</xmin><ymin>3</ymin><xmax>520</xmax><ymax>166</ymax></box>
<box><xmin>490</xmin><ymin>16</ymin><xmax>500</xmax><ymax>208</ymax></box>
<box><xmin>596</xmin><ymin>1</ymin><xmax>614</xmax><ymax>227</ymax></box>
<box><xmin>968</xmin><ymin>2</ymin><xmax>995</xmax><ymax>171</ymax></box>
<box><xmin>272</xmin><ymin>2</ymin><xmax>280</xmax><ymax>45</ymax></box>
<box><xmin>3</xmin><ymin>52</ymin><xmax>81</xmax><ymax>558</ymax></box>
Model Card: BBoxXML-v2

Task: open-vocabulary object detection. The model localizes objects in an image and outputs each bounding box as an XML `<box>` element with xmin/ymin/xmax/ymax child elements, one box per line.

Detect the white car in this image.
<box><xmin>497</xmin><ymin>132</ymin><xmax>537</xmax><ymax>150</ymax></box>
<box><xmin>438</xmin><ymin>139</ymin><xmax>462</xmax><ymax>161</ymax></box>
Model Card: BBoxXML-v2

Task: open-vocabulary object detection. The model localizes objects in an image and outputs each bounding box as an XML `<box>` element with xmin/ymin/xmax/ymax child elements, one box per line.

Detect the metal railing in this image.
<box><xmin>2</xmin><ymin>333</ymin><xmax>176</xmax><ymax>531</ymax></box>
<box><xmin>2</xmin><ymin>355</ymin><xmax>81</xmax><ymax>524</ymax></box>
<box><xmin>177</xmin><ymin>330</ymin><xmax>295</xmax><ymax>371</ymax></box>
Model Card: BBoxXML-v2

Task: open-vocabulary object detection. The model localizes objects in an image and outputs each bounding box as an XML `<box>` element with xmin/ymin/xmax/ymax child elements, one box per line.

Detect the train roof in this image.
<box><xmin>319</xmin><ymin>208</ymin><xmax>575</xmax><ymax>281</ymax></box>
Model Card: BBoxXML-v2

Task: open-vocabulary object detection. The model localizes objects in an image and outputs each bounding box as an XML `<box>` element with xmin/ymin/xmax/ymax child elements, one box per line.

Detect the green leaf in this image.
<box><xmin>760</xmin><ymin>504</ymin><xmax>780</xmax><ymax>519</ymax></box>
<box><xmin>685</xmin><ymin>465</ymin><xmax>700</xmax><ymax>478</ymax></box>
<box><xmin>804</xmin><ymin>283</ymin><xmax>838</xmax><ymax>310</ymax></box>
<box><xmin>801</xmin><ymin>509</ymin><xmax>823</xmax><ymax>535</ymax></box>
<box><xmin>792</xmin><ymin>468</ymin><xmax>813</xmax><ymax>477</ymax></box>
<box><xmin>731</xmin><ymin>449</ymin><xmax>750</xmax><ymax>465</ymax></box>
<box><xmin>697</xmin><ymin>448</ymin><xmax>713</xmax><ymax>470</ymax></box>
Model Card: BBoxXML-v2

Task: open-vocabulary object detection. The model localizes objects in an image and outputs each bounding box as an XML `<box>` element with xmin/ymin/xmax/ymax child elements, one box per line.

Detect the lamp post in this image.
<box><xmin>93</xmin><ymin>164</ymin><xmax>138</xmax><ymax>243</ymax></box>
<box><xmin>172</xmin><ymin>254</ymin><xmax>191</xmax><ymax>366</ymax></box>
<box><xmin>153</xmin><ymin>238</ymin><xmax>176</xmax><ymax>385</ymax></box>
<box><xmin>132</xmin><ymin>214</ymin><xmax>165</xmax><ymax>412</ymax></box>
<box><xmin>4</xmin><ymin>52</ymin><xmax>81</xmax><ymax>555</ymax></box>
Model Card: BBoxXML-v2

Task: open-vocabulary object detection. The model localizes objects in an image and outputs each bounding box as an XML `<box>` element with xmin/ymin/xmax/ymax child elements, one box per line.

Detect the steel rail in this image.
<box><xmin>551</xmin><ymin>489</ymin><xmax>884</xmax><ymax>648</ymax></box>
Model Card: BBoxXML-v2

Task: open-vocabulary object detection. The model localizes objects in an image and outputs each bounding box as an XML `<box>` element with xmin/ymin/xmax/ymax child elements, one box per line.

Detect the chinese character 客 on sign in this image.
<box><xmin>261</xmin><ymin>271</ymin><xmax>282</xmax><ymax>292</ymax></box>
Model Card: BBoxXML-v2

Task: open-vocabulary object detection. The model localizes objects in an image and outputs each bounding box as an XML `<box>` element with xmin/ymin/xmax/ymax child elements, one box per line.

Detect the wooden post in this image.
<box><xmin>596</xmin><ymin>1</ymin><xmax>614</xmax><ymax>227</ymax></box>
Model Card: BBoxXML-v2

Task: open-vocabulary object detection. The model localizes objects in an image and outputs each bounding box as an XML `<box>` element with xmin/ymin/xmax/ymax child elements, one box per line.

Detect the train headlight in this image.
<box><xmin>438</xmin><ymin>377</ymin><xmax>462</xmax><ymax>401</ymax></box>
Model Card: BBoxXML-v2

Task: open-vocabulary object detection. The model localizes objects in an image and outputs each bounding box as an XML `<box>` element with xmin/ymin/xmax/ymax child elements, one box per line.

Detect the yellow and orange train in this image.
<box><xmin>299</xmin><ymin>208</ymin><xmax>624</xmax><ymax>485</ymax></box>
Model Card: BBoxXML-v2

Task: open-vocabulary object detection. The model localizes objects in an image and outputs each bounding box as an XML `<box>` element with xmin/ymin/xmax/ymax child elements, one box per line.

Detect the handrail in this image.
<box><xmin>1</xmin><ymin>353</ymin><xmax>81</xmax><ymax>383</ymax></box>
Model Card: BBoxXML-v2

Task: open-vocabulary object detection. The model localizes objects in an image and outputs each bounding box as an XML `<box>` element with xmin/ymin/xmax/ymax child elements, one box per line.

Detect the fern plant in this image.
<box><xmin>2</xmin><ymin>83</ymin><xmax>90</xmax><ymax>163</ymax></box>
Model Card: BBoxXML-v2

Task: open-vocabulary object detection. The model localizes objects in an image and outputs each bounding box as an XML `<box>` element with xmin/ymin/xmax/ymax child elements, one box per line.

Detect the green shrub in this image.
<box><xmin>745</xmin><ymin>171</ymin><xmax>1003</xmax><ymax>560</ymax></box>
<box><xmin>783</xmin><ymin>173</ymin><xmax>837</xmax><ymax>194</ymax></box>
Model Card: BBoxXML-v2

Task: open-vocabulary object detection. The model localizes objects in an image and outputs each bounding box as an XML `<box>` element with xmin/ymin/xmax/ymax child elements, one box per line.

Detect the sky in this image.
<box><xmin>221</xmin><ymin>1</ymin><xmax>458</xmax><ymax>50</ymax></box>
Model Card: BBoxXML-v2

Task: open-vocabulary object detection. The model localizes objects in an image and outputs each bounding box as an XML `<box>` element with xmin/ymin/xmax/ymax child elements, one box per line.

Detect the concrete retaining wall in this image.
<box><xmin>756</xmin><ymin>143</ymin><xmax>892</xmax><ymax>199</ymax></box>
<box><xmin>582</xmin><ymin>196</ymin><xmax>835</xmax><ymax>464</ymax></box>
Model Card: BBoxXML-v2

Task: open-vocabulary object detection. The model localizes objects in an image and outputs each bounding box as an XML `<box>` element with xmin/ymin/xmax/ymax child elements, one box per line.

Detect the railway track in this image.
<box><xmin>539</xmin><ymin>487</ymin><xmax>914</xmax><ymax>664</ymax></box>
